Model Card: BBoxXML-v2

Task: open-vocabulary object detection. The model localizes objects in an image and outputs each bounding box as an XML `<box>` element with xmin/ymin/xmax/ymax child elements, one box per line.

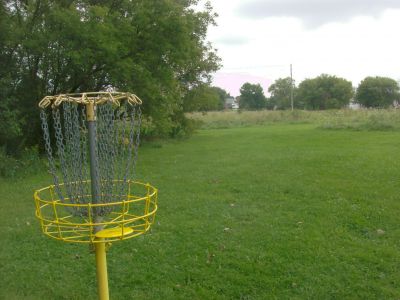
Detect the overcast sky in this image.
<box><xmin>203</xmin><ymin>0</ymin><xmax>400</xmax><ymax>96</ymax></box>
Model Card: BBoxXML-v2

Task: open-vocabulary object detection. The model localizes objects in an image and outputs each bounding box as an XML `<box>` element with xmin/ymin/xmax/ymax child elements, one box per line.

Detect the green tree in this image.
<box><xmin>210</xmin><ymin>86</ymin><xmax>230</xmax><ymax>110</ymax></box>
<box><xmin>0</xmin><ymin>3</ymin><xmax>24</xmax><ymax>152</ymax></box>
<box><xmin>0</xmin><ymin>0</ymin><xmax>220</xmax><ymax>153</ymax></box>
<box><xmin>239</xmin><ymin>83</ymin><xmax>266</xmax><ymax>110</ymax></box>
<box><xmin>183</xmin><ymin>84</ymin><xmax>220</xmax><ymax>112</ymax></box>
<box><xmin>355</xmin><ymin>76</ymin><xmax>400</xmax><ymax>108</ymax></box>
<box><xmin>296</xmin><ymin>74</ymin><xmax>353</xmax><ymax>110</ymax></box>
<box><xmin>267</xmin><ymin>77</ymin><xmax>295</xmax><ymax>110</ymax></box>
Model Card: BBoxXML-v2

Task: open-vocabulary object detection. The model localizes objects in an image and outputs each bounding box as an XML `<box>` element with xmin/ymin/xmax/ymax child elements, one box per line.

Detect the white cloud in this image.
<box><xmin>237</xmin><ymin>0</ymin><xmax>400</xmax><ymax>27</ymax></box>
<box><xmin>215</xmin><ymin>35</ymin><xmax>250</xmax><ymax>46</ymax></box>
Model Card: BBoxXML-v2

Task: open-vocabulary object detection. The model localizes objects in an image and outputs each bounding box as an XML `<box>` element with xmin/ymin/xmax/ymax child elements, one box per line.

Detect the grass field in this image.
<box><xmin>1</xmin><ymin>123</ymin><xmax>400</xmax><ymax>299</ymax></box>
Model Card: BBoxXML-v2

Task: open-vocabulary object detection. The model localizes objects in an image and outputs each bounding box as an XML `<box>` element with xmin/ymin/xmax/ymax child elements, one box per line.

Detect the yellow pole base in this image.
<box><xmin>95</xmin><ymin>242</ymin><xmax>109</xmax><ymax>300</ymax></box>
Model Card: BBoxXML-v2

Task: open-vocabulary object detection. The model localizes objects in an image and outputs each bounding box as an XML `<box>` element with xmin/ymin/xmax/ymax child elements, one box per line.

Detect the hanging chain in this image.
<box><xmin>113</xmin><ymin>105</ymin><xmax>122</xmax><ymax>200</ymax></box>
<box><xmin>40</xmin><ymin>109</ymin><xmax>63</xmax><ymax>201</ymax></box>
<box><xmin>71</xmin><ymin>103</ymin><xmax>86</xmax><ymax>204</ymax></box>
<box><xmin>124</xmin><ymin>105</ymin><xmax>142</xmax><ymax>181</ymax></box>
<box><xmin>96</xmin><ymin>103</ymin><xmax>115</xmax><ymax>215</ymax></box>
<box><xmin>63</xmin><ymin>102</ymin><xmax>79</xmax><ymax>205</ymax></box>
<box><xmin>131</xmin><ymin>106</ymin><xmax>142</xmax><ymax>180</ymax></box>
<box><xmin>118</xmin><ymin>102</ymin><xmax>129</xmax><ymax>200</ymax></box>
<box><xmin>52</xmin><ymin>108</ymin><xmax>74</xmax><ymax>203</ymax></box>
<box><xmin>80</xmin><ymin>105</ymin><xmax>90</xmax><ymax>202</ymax></box>
<box><xmin>124</xmin><ymin>106</ymin><xmax>136</xmax><ymax>182</ymax></box>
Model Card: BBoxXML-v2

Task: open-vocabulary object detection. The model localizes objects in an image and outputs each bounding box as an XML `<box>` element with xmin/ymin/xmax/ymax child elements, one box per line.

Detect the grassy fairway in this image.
<box><xmin>1</xmin><ymin>124</ymin><xmax>400</xmax><ymax>299</ymax></box>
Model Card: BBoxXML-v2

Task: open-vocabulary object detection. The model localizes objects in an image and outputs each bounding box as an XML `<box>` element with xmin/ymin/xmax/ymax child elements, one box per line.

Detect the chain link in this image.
<box><xmin>132</xmin><ymin>106</ymin><xmax>142</xmax><ymax>179</ymax></box>
<box><xmin>40</xmin><ymin>109</ymin><xmax>63</xmax><ymax>201</ymax></box>
<box><xmin>62</xmin><ymin>102</ymin><xmax>79</xmax><ymax>205</ymax></box>
<box><xmin>52</xmin><ymin>108</ymin><xmax>74</xmax><ymax>203</ymax></box>
<box><xmin>117</xmin><ymin>102</ymin><xmax>129</xmax><ymax>200</ymax></box>
<box><xmin>97</xmin><ymin>103</ymin><xmax>115</xmax><ymax>215</ymax></box>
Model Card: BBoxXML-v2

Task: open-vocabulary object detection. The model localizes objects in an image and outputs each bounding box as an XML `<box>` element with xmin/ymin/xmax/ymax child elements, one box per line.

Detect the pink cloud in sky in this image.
<box><xmin>212</xmin><ymin>72</ymin><xmax>272</xmax><ymax>97</ymax></box>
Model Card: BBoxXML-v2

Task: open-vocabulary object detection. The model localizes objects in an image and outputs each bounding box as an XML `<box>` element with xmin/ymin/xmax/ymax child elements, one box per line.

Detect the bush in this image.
<box><xmin>296</xmin><ymin>74</ymin><xmax>353</xmax><ymax>110</ymax></box>
<box><xmin>0</xmin><ymin>146</ymin><xmax>45</xmax><ymax>178</ymax></box>
<box><xmin>355</xmin><ymin>76</ymin><xmax>400</xmax><ymax>108</ymax></box>
<box><xmin>169</xmin><ymin>111</ymin><xmax>200</xmax><ymax>139</ymax></box>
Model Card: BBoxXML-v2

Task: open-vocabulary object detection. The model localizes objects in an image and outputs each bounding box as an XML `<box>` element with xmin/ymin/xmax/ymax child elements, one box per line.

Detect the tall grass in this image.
<box><xmin>319</xmin><ymin>109</ymin><xmax>400</xmax><ymax>131</ymax></box>
<box><xmin>187</xmin><ymin>109</ymin><xmax>400</xmax><ymax>131</ymax></box>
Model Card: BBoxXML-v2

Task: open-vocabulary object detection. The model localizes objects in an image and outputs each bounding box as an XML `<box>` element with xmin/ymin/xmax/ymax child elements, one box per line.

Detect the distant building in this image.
<box><xmin>224</xmin><ymin>97</ymin><xmax>236</xmax><ymax>109</ymax></box>
<box><xmin>349</xmin><ymin>102</ymin><xmax>361</xmax><ymax>110</ymax></box>
<box><xmin>234</xmin><ymin>96</ymin><xmax>240</xmax><ymax>109</ymax></box>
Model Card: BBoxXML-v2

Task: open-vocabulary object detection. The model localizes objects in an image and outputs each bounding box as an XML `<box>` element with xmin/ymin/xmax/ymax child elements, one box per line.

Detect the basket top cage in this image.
<box><xmin>39</xmin><ymin>92</ymin><xmax>143</xmax><ymax>214</ymax></box>
<box><xmin>39</xmin><ymin>91</ymin><xmax>142</xmax><ymax>109</ymax></box>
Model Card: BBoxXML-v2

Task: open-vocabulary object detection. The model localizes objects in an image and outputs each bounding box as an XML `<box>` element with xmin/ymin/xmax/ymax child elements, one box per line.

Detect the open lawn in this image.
<box><xmin>1</xmin><ymin>124</ymin><xmax>400</xmax><ymax>299</ymax></box>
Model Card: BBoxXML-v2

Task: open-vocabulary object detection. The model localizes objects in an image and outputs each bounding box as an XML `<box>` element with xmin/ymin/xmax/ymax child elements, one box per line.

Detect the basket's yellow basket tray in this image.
<box><xmin>34</xmin><ymin>180</ymin><xmax>158</xmax><ymax>243</ymax></box>
<box><xmin>95</xmin><ymin>227</ymin><xmax>134</xmax><ymax>239</ymax></box>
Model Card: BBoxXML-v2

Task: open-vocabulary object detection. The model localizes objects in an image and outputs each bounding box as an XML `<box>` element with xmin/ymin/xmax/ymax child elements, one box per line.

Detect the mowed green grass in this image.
<box><xmin>1</xmin><ymin>124</ymin><xmax>400</xmax><ymax>299</ymax></box>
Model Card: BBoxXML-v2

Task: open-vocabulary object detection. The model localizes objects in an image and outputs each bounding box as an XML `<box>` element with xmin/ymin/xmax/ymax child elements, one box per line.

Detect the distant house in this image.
<box><xmin>224</xmin><ymin>97</ymin><xmax>235</xmax><ymax>109</ymax></box>
<box><xmin>224</xmin><ymin>96</ymin><xmax>239</xmax><ymax>109</ymax></box>
<box><xmin>349</xmin><ymin>101</ymin><xmax>361</xmax><ymax>110</ymax></box>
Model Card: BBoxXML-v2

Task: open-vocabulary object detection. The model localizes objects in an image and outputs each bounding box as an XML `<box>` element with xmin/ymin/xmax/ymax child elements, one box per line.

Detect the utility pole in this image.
<box><xmin>290</xmin><ymin>64</ymin><xmax>294</xmax><ymax>111</ymax></box>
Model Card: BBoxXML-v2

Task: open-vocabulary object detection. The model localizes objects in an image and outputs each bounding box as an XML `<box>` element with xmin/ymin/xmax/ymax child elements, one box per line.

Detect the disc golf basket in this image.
<box><xmin>34</xmin><ymin>92</ymin><xmax>158</xmax><ymax>300</ymax></box>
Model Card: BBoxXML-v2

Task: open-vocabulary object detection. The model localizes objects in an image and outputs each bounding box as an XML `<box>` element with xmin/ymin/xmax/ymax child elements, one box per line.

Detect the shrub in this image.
<box><xmin>0</xmin><ymin>146</ymin><xmax>45</xmax><ymax>178</ymax></box>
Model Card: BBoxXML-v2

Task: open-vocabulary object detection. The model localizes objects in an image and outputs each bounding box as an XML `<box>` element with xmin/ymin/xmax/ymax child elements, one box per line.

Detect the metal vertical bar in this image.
<box><xmin>86</xmin><ymin>100</ymin><xmax>109</xmax><ymax>300</ymax></box>
<box><xmin>88</xmin><ymin>120</ymin><xmax>100</xmax><ymax>204</ymax></box>
<box><xmin>86</xmin><ymin>101</ymin><xmax>101</xmax><ymax>226</ymax></box>
<box><xmin>95</xmin><ymin>242</ymin><xmax>109</xmax><ymax>300</ymax></box>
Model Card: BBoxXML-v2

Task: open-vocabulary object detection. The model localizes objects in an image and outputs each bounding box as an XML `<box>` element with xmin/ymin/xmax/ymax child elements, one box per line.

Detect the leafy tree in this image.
<box><xmin>210</xmin><ymin>86</ymin><xmax>230</xmax><ymax>110</ymax></box>
<box><xmin>296</xmin><ymin>74</ymin><xmax>353</xmax><ymax>110</ymax></box>
<box><xmin>183</xmin><ymin>84</ymin><xmax>220</xmax><ymax>112</ymax></box>
<box><xmin>239</xmin><ymin>83</ymin><xmax>266</xmax><ymax>110</ymax></box>
<box><xmin>355</xmin><ymin>76</ymin><xmax>400</xmax><ymax>108</ymax></box>
<box><xmin>0</xmin><ymin>3</ymin><xmax>23</xmax><ymax>152</ymax></box>
<box><xmin>0</xmin><ymin>0</ymin><xmax>220</xmax><ymax>153</ymax></box>
<box><xmin>267</xmin><ymin>77</ymin><xmax>295</xmax><ymax>110</ymax></box>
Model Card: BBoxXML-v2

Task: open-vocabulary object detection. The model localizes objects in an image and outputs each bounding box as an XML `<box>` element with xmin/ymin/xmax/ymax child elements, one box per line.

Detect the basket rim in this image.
<box><xmin>33</xmin><ymin>180</ymin><xmax>158</xmax><ymax>243</ymax></box>
<box><xmin>34</xmin><ymin>180</ymin><xmax>157</xmax><ymax>207</ymax></box>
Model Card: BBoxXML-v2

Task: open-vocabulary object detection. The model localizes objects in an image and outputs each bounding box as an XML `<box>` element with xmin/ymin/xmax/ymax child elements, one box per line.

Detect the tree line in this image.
<box><xmin>241</xmin><ymin>75</ymin><xmax>400</xmax><ymax>110</ymax></box>
<box><xmin>184</xmin><ymin>75</ymin><xmax>400</xmax><ymax>112</ymax></box>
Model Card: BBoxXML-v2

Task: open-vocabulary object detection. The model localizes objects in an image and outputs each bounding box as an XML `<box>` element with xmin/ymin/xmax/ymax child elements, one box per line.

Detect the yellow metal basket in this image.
<box><xmin>34</xmin><ymin>180</ymin><xmax>158</xmax><ymax>243</ymax></box>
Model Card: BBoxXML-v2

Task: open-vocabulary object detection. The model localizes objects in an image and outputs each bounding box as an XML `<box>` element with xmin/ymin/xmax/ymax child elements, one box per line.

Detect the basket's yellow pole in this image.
<box><xmin>86</xmin><ymin>101</ymin><xmax>109</xmax><ymax>300</ymax></box>
<box><xmin>95</xmin><ymin>242</ymin><xmax>109</xmax><ymax>300</ymax></box>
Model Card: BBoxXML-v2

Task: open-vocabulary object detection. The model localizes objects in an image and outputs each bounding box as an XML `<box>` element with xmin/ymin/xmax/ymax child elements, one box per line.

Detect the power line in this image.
<box><xmin>221</xmin><ymin>64</ymin><xmax>288</xmax><ymax>71</ymax></box>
